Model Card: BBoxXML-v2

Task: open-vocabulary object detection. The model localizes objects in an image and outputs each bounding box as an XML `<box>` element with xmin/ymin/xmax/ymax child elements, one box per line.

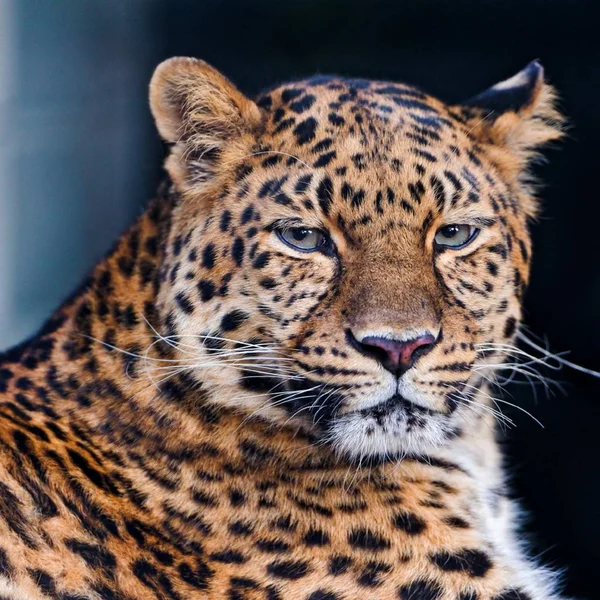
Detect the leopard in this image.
<box><xmin>0</xmin><ymin>56</ymin><xmax>568</xmax><ymax>600</ymax></box>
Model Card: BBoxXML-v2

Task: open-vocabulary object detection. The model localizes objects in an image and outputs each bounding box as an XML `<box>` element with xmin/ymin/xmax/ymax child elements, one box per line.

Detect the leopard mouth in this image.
<box><xmin>355</xmin><ymin>393</ymin><xmax>445</xmax><ymax>422</ymax></box>
<box><xmin>280</xmin><ymin>374</ymin><xmax>444</xmax><ymax>429</ymax></box>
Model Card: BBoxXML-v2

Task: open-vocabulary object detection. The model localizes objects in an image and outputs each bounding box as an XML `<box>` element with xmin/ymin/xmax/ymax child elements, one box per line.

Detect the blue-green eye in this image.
<box><xmin>277</xmin><ymin>227</ymin><xmax>328</xmax><ymax>252</ymax></box>
<box><xmin>434</xmin><ymin>224</ymin><xmax>479</xmax><ymax>249</ymax></box>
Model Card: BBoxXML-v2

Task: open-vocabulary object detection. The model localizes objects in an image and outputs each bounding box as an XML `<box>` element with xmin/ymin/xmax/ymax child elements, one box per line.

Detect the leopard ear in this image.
<box><xmin>458</xmin><ymin>61</ymin><xmax>564</xmax><ymax>166</ymax></box>
<box><xmin>150</xmin><ymin>57</ymin><xmax>262</xmax><ymax>192</ymax></box>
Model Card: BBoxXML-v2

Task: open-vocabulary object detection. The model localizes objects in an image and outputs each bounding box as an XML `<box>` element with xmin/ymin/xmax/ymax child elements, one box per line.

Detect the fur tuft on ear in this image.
<box><xmin>149</xmin><ymin>57</ymin><xmax>262</xmax><ymax>193</ymax></box>
<box><xmin>457</xmin><ymin>61</ymin><xmax>565</xmax><ymax>170</ymax></box>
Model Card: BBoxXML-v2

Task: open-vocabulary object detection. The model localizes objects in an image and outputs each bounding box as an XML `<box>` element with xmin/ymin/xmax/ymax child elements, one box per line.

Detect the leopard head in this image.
<box><xmin>149</xmin><ymin>58</ymin><xmax>563</xmax><ymax>460</ymax></box>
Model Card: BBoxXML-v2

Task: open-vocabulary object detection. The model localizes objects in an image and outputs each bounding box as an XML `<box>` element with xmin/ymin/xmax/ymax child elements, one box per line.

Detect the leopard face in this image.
<box><xmin>150</xmin><ymin>58</ymin><xmax>562</xmax><ymax>461</ymax></box>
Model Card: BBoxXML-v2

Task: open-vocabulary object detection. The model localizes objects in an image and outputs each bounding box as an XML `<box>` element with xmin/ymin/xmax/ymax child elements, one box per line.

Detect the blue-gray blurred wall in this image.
<box><xmin>0</xmin><ymin>0</ymin><xmax>163</xmax><ymax>349</ymax></box>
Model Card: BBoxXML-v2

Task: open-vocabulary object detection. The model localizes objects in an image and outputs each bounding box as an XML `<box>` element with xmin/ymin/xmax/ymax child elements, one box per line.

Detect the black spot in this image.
<box><xmin>392</xmin><ymin>511</ymin><xmax>426</xmax><ymax>535</ymax></box>
<box><xmin>504</xmin><ymin>317</ymin><xmax>517</xmax><ymax>338</ymax></box>
<box><xmin>236</xmin><ymin>163</ymin><xmax>254</xmax><ymax>181</ymax></box>
<box><xmin>66</xmin><ymin>450</ymin><xmax>118</xmax><ymax>495</ymax></box>
<box><xmin>357</xmin><ymin>560</ymin><xmax>392</xmax><ymax>587</ymax></box>
<box><xmin>220</xmin><ymin>310</ymin><xmax>249</xmax><ymax>332</ymax></box>
<box><xmin>492</xmin><ymin>591</ymin><xmax>532</xmax><ymax>600</ymax></box>
<box><xmin>293</xmin><ymin>117</ymin><xmax>318</xmax><ymax>145</ymax></box>
<box><xmin>192</xmin><ymin>489</ymin><xmax>218</xmax><ymax>507</ymax></box>
<box><xmin>230</xmin><ymin>577</ymin><xmax>260</xmax><ymax>591</ymax></box>
<box><xmin>28</xmin><ymin>569</ymin><xmax>56</xmax><ymax>595</ymax></box>
<box><xmin>351</xmin><ymin>190</ymin><xmax>365</xmax><ymax>208</ymax></box>
<box><xmin>415</xmin><ymin>149</ymin><xmax>437</xmax><ymax>162</ymax></box>
<box><xmin>258</xmin><ymin>176</ymin><xmax>288</xmax><ymax>199</ymax></box>
<box><xmin>229</xmin><ymin>519</ymin><xmax>254</xmax><ymax>536</ymax></box>
<box><xmin>398</xmin><ymin>579</ymin><xmax>443</xmax><ymax>600</ymax></box>
<box><xmin>267</xmin><ymin>559</ymin><xmax>310</xmax><ymax>580</ymax></box>
<box><xmin>0</xmin><ymin>548</ymin><xmax>12</xmax><ymax>576</ymax></box>
<box><xmin>15</xmin><ymin>376</ymin><xmax>32</xmax><ymax>390</ymax></box>
<box><xmin>209</xmin><ymin>549</ymin><xmax>247</xmax><ymax>564</ymax></box>
<box><xmin>274</xmin><ymin>192</ymin><xmax>292</xmax><ymax>206</ymax></box>
<box><xmin>172</xmin><ymin>235</ymin><xmax>183</xmax><ymax>256</ymax></box>
<box><xmin>241</xmin><ymin>371</ymin><xmax>280</xmax><ymax>394</ymax></box>
<box><xmin>303</xmin><ymin>528</ymin><xmax>330</xmax><ymax>546</ymax></box>
<box><xmin>257</xmin><ymin>95</ymin><xmax>272</xmax><ymax>109</ymax></box>
<box><xmin>290</xmin><ymin>95</ymin><xmax>316</xmax><ymax>113</ymax></box>
<box><xmin>220</xmin><ymin>210</ymin><xmax>232</xmax><ymax>232</ymax></box>
<box><xmin>316</xmin><ymin>177</ymin><xmax>333</xmax><ymax>216</ymax></box>
<box><xmin>444</xmin><ymin>516</ymin><xmax>470</xmax><ymax>529</ymax></box>
<box><xmin>313</xmin><ymin>151</ymin><xmax>336</xmax><ymax>168</ymax></box>
<box><xmin>260</xmin><ymin>278</ymin><xmax>278</xmax><ymax>289</ymax></box>
<box><xmin>252</xmin><ymin>252</ymin><xmax>271</xmax><ymax>269</ymax></box>
<box><xmin>175</xmin><ymin>292</ymin><xmax>194</xmax><ymax>315</ymax></box>
<box><xmin>486</xmin><ymin>261</ymin><xmax>499</xmax><ymax>276</ymax></box>
<box><xmin>241</xmin><ymin>205</ymin><xmax>254</xmax><ymax>225</ymax></box>
<box><xmin>341</xmin><ymin>182</ymin><xmax>353</xmax><ymax>200</ymax></box>
<box><xmin>271</xmin><ymin>514</ymin><xmax>297</xmax><ymax>532</ymax></box>
<box><xmin>281</xmin><ymin>88</ymin><xmax>303</xmax><ymax>103</ymax></box>
<box><xmin>117</xmin><ymin>256</ymin><xmax>134</xmax><ymax>277</ymax></box>
<box><xmin>294</xmin><ymin>174</ymin><xmax>313</xmax><ymax>193</ymax></box>
<box><xmin>275</xmin><ymin>118</ymin><xmax>296</xmax><ymax>134</ymax></box>
<box><xmin>255</xmin><ymin>538</ymin><xmax>291</xmax><ymax>553</ymax></box>
<box><xmin>430</xmin><ymin>175</ymin><xmax>446</xmax><ymax>210</ymax></box>
<box><xmin>408</xmin><ymin>181</ymin><xmax>425</xmax><ymax>203</ymax></box>
<box><xmin>229</xmin><ymin>489</ymin><xmax>246</xmax><ymax>507</ymax></box>
<box><xmin>263</xmin><ymin>155</ymin><xmax>281</xmax><ymax>167</ymax></box>
<box><xmin>329</xmin><ymin>555</ymin><xmax>352</xmax><ymax>576</ymax></box>
<box><xmin>392</xmin><ymin>97</ymin><xmax>438</xmax><ymax>112</ymax></box>
<box><xmin>202</xmin><ymin>243</ymin><xmax>216</xmax><ymax>269</ymax></box>
<box><xmin>65</xmin><ymin>539</ymin><xmax>116</xmax><ymax>571</ymax></box>
<box><xmin>348</xmin><ymin>528</ymin><xmax>390</xmax><ymax>551</ymax></box>
<box><xmin>430</xmin><ymin>549</ymin><xmax>492</xmax><ymax>578</ymax></box>
<box><xmin>198</xmin><ymin>280</ymin><xmax>216</xmax><ymax>302</ymax></box>
<box><xmin>178</xmin><ymin>559</ymin><xmax>214</xmax><ymax>590</ymax></box>
<box><xmin>232</xmin><ymin>237</ymin><xmax>245</xmax><ymax>266</ymax></box>
<box><xmin>328</xmin><ymin>113</ymin><xmax>345</xmax><ymax>126</ymax></box>
<box><xmin>307</xmin><ymin>591</ymin><xmax>338</xmax><ymax>600</ymax></box>
<box><xmin>312</xmin><ymin>139</ymin><xmax>333</xmax><ymax>154</ymax></box>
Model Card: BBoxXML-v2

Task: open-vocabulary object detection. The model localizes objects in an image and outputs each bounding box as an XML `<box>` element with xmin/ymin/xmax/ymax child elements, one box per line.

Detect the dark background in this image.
<box><xmin>0</xmin><ymin>1</ymin><xmax>598</xmax><ymax>597</ymax></box>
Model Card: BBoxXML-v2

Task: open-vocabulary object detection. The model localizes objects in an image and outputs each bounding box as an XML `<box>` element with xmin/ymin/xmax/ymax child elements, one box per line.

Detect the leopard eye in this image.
<box><xmin>277</xmin><ymin>227</ymin><xmax>328</xmax><ymax>252</ymax></box>
<box><xmin>434</xmin><ymin>224</ymin><xmax>479</xmax><ymax>249</ymax></box>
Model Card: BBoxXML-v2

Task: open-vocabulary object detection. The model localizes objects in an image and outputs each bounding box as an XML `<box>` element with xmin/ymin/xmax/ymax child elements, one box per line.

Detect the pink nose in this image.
<box><xmin>354</xmin><ymin>333</ymin><xmax>436</xmax><ymax>375</ymax></box>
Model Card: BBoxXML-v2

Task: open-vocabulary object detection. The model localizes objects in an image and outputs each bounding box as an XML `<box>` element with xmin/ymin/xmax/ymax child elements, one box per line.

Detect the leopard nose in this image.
<box><xmin>349</xmin><ymin>331</ymin><xmax>437</xmax><ymax>376</ymax></box>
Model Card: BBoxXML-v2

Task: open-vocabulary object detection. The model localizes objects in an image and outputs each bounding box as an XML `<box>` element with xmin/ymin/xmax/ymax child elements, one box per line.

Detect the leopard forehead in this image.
<box><xmin>226</xmin><ymin>76</ymin><xmax>515</xmax><ymax>231</ymax></box>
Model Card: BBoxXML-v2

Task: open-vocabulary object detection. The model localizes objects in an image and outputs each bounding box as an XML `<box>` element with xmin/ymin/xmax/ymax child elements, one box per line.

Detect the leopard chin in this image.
<box><xmin>324</xmin><ymin>394</ymin><xmax>458</xmax><ymax>461</ymax></box>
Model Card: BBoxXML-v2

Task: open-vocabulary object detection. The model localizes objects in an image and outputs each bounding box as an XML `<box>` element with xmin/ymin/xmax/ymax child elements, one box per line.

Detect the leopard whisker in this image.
<box><xmin>518</xmin><ymin>329</ymin><xmax>600</xmax><ymax>379</ymax></box>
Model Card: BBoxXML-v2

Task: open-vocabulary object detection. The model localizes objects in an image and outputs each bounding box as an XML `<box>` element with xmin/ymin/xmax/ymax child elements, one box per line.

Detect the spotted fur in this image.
<box><xmin>0</xmin><ymin>57</ymin><xmax>567</xmax><ymax>599</ymax></box>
